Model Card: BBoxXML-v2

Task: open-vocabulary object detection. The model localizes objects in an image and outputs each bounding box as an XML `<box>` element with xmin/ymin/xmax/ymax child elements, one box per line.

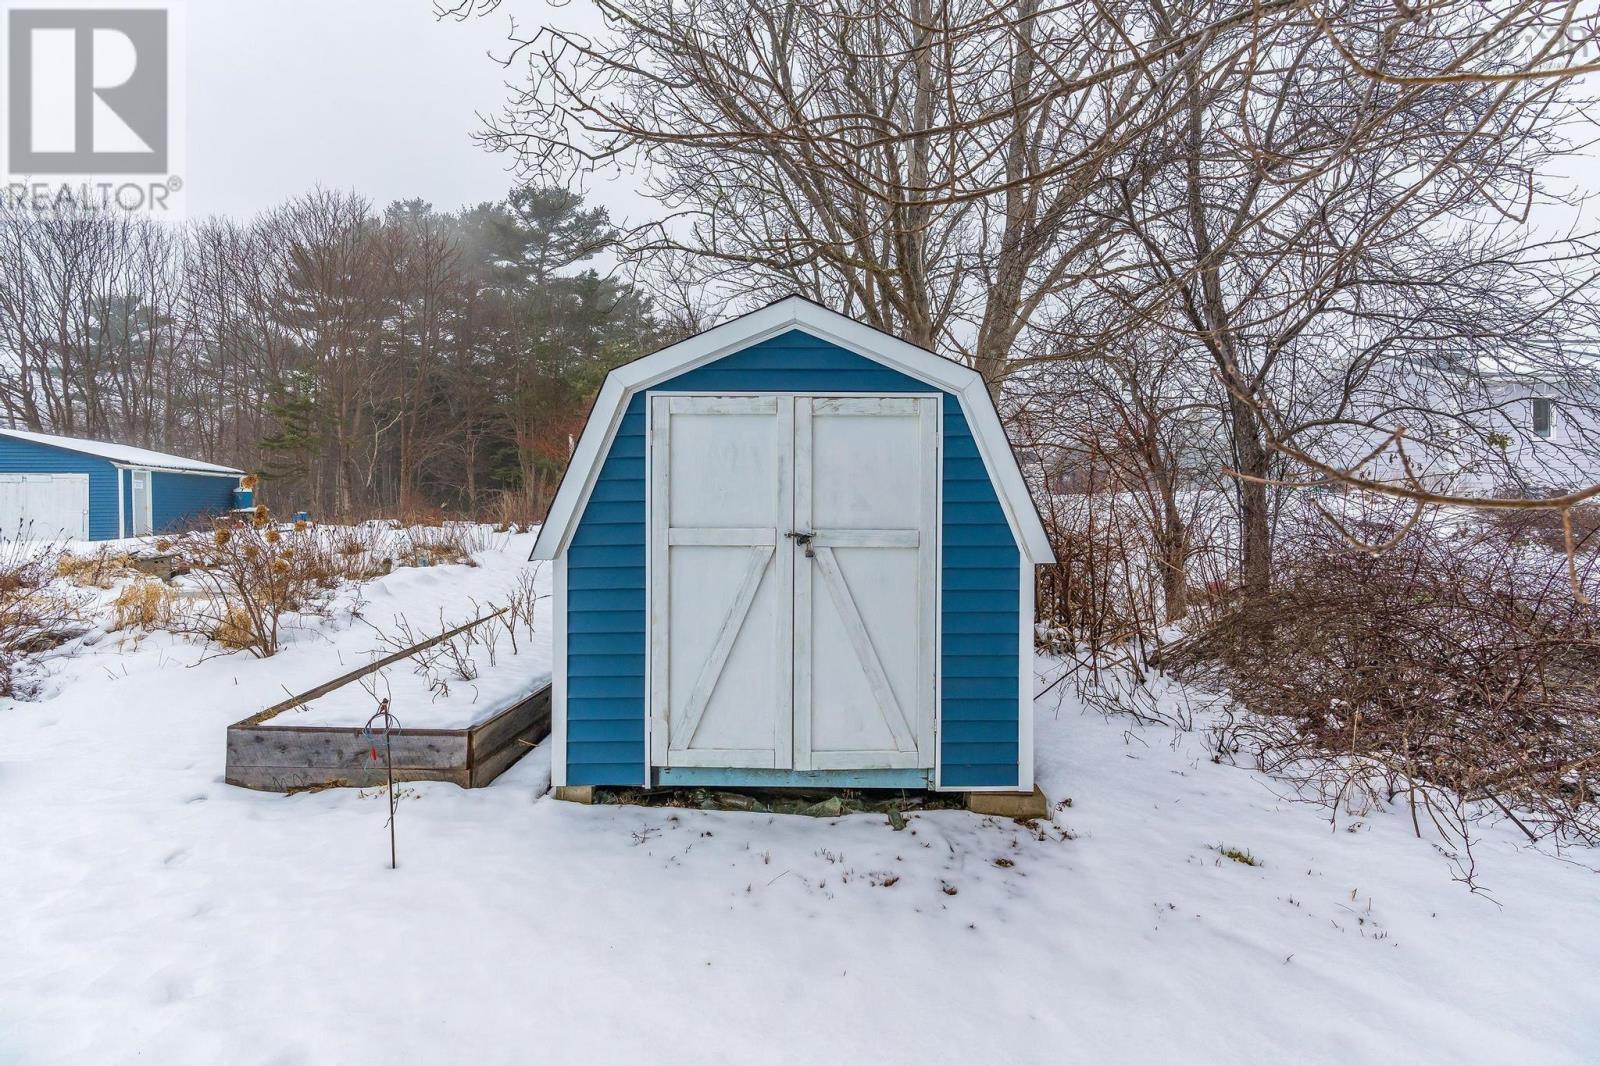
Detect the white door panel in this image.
<box><xmin>651</xmin><ymin>395</ymin><xmax>793</xmax><ymax>768</ymax></box>
<box><xmin>130</xmin><ymin>469</ymin><xmax>151</xmax><ymax>535</ymax></box>
<box><xmin>649</xmin><ymin>393</ymin><xmax>936</xmax><ymax>774</ymax></box>
<box><xmin>0</xmin><ymin>473</ymin><xmax>90</xmax><ymax>540</ymax></box>
<box><xmin>793</xmin><ymin>396</ymin><xmax>938</xmax><ymax>770</ymax></box>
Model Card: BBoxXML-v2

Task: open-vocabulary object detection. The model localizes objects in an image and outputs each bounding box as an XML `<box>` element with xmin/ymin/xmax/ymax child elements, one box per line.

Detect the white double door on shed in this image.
<box><xmin>649</xmin><ymin>394</ymin><xmax>938</xmax><ymax>771</ymax></box>
<box><xmin>0</xmin><ymin>474</ymin><xmax>89</xmax><ymax>540</ymax></box>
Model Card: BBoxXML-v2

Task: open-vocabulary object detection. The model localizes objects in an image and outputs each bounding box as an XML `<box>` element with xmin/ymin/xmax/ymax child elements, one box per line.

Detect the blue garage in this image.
<box><xmin>532</xmin><ymin>297</ymin><xmax>1054</xmax><ymax>800</ymax></box>
<box><xmin>0</xmin><ymin>428</ymin><xmax>245</xmax><ymax>541</ymax></box>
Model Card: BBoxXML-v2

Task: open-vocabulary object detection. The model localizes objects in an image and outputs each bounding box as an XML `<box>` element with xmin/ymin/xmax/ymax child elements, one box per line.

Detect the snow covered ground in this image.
<box><xmin>3</xmin><ymin>532</ymin><xmax>1599</xmax><ymax>1064</ymax></box>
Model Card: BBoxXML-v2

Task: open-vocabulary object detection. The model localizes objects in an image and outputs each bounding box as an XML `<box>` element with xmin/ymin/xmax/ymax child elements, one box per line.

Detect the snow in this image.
<box><xmin>264</xmin><ymin>542</ymin><xmax>552</xmax><ymax>729</ymax></box>
<box><xmin>3</xmin><ymin>533</ymin><xmax>1599</xmax><ymax>1064</ymax></box>
<box><xmin>0</xmin><ymin>427</ymin><xmax>244</xmax><ymax>475</ymax></box>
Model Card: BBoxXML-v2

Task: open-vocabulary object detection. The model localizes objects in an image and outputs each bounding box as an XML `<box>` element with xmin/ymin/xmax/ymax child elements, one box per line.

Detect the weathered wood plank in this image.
<box><xmin>468</xmin><ymin>684</ymin><xmax>552</xmax><ymax>758</ymax></box>
<box><xmin>225</xmin><ymin>764</ymin><xmax>471</xmax><ymax>792</ymax></box>
<box><xmin>227</xmin><ymin>727</ymin><xmax>466</xmax><ymax>771</ymax></box>
<box><xmin>470</xmin><ymin>729</ymin><xmax>537</xmax><ymax>788</ymax></box>
<box><xmin>468</xmin><ymin>686</ymin><xmax>553</xmax><ymax>787</ymax></box>
<box><xmin>225</xmin><ymin>681</ymin><xmax>553</xmax><ymax>793</ymax></box>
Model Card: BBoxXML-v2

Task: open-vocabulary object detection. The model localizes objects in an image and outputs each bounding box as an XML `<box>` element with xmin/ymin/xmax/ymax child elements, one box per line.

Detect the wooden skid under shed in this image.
<box><xmin>225</xmin><ymin>683</ymin><xmax>552</xmax><ymax>792</ymax></box>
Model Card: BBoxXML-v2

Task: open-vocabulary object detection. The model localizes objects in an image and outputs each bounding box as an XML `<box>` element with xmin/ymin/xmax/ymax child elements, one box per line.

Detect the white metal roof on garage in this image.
<box><xmin>0</xmin><ymin>428</ymin><xmax>244</xmax><ymax>476</ymax></box>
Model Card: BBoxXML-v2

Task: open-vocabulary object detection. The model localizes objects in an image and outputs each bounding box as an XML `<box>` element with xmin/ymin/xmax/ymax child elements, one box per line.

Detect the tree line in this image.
<box><xmin>0</xmin><ymin>186</ymin><xmax>655</xmax><ymax>518</ymax></box>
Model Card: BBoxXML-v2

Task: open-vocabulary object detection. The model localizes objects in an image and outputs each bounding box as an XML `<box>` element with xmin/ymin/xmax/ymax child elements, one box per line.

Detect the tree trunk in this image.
<box><xmin>1158</xmin><ymin>490</ymin><xmax>1189</xmax><ymax>623</ymax></box>
<box><xmin>1229</xmin><ymin>393</ymin><xmax>1273</xmax><ymax>601</ymax></box>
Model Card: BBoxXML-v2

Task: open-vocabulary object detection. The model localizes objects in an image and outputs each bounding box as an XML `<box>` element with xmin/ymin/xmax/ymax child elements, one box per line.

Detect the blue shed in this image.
<box><xmin>531</xmin><ymin>298</ymin><xmax>1054</xmax><ymax>801</ymax></box>
<box><xmin>0</xmin><ymin>428</ymin><xmax>245</xmax><ymax>541</ymax></box>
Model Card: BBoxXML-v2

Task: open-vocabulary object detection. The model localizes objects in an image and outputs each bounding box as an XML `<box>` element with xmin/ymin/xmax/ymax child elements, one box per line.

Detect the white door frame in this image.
<box><xmin>644</xmin><ymin>391</ymin><xmax>943</xmax><ymax>780</ymax></box>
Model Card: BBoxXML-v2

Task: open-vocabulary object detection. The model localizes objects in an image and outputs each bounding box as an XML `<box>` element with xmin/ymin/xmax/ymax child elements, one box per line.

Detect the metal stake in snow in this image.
<box><xmin>363</xmin><ymin>699</ymin><xmax>402</xmax><ymax>870</ymax></box>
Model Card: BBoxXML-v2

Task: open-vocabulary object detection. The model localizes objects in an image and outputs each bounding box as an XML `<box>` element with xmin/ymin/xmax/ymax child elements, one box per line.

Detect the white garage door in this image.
<box><xmin>647</xmin><ymin>394</ymin><xmax>938</xmax><ymax>772</ymax></box>
<box><xmin>0</xmin><ymin>474</ymin><xmax>91</xmax><ymax>540</ymax></box>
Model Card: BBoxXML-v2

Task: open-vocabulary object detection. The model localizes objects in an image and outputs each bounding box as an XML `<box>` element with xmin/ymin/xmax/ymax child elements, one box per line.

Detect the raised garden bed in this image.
<box><xmin>225</xmin><ymin>681</ymin><xmax>551</xmax><ymax>792</ymax></box>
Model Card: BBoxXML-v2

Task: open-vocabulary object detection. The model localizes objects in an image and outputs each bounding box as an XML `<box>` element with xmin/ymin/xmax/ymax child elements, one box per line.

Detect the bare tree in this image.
<box><xmin>465</xmin><ymin>0</ymin><xmax>1325</xmax><ymax>390</ymax></box>
<box><xmin>1041</xmin><ymin>0</ymin><xmax>1600</xmax><ymax>597</ymax></box>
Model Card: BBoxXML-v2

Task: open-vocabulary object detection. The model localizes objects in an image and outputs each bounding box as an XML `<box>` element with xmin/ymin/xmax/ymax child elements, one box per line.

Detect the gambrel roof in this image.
<box><xmin>530</xmin><ymin>296</ymin><xmax>1054</xmax><ymax>564</ymax></box>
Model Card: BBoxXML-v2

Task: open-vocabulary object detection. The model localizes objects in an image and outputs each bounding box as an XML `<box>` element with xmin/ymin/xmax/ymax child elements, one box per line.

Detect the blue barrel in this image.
<box><xmin>233</xmin><ymin>487</ymin><xmax>254</xmax><ymax>509</ymax></box>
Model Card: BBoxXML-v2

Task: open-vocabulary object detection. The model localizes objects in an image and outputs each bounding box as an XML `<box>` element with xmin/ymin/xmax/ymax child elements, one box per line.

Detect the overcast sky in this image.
<box><xmin>183</xmin><ymin>0</ymin><xmax>1597</xmax><ymax>237</ymax></box>
<box><xmin>184</xmin><ymin>0</ymin><xmax>650</xmax><ymax>222</ymax></box>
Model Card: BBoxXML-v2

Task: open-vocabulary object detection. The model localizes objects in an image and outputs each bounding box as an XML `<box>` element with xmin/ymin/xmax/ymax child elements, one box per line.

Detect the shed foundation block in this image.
<box><xmin>966</xmin><ymin>786</ymin><xmax>1048</xmax><ymax>819</ymax></box>
<box><xmin>553</xmin><ymin>785</ymin><xmax>595</xmax><ymax>805</ymax></box>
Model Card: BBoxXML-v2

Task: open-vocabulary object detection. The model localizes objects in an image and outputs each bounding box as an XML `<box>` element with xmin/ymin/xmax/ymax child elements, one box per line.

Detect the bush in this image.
<box><xmin>1174</xmin><ymin>514</ymin><xmax>1600</xmax><ymax>852</ymax></box>
<box><xmin>110</xmin><ymin>578</ymin><xmax>181</xmax><ymax>631</ymax></box>
<box><xmin>484</xmin><ymin>489</ymin><xmax>543</xmax><ymax>533</ymax></box>
<box><xmin>1034</xmin><ymin>489</ymin><xmax>1229</xmax><ymax>669</ymax></box>
<box><xmin>171</xmin><ymin>514</ymin><xmax>338</xmax><ymax>657</ymax></box>
<box><xmin>396</xmin><ymin>522</ymin><xmax>499</xmax><ymax>568</ymax></box>
<box><xmin>0</xmin><ymin>544</ymin><xmax>88</xmax><ymax>695</ymax></box>
<box><xmin>56</xmin><ymin>548</ymin><xmax>140</xmax><ymax>589</ymax></box>
<box><xmin>1488</xmin><ymin>502</ymin><xmax>1600</xmax><ymax>555</ymax></box>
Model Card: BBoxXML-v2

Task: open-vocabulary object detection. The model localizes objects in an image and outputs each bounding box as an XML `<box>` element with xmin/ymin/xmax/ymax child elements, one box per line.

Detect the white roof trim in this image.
<box><xmin>0</xmin><ymin>427</ymin><xmax>245</xmax><ymax>476</ymax></box>
<box><xmin>531</xmin><ymin>297</ymin><xmax>1054</xmax><ymax>564</ymax></box>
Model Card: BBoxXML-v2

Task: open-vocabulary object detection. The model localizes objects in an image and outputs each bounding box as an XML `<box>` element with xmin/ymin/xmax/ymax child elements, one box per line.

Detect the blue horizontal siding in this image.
<box><xmin>942</xmin><ymin>677</ymin><xmax>1019</xmax><ymax>699</ymax></box>
<box><xmin>945</xmin><ymin>589</ymin><xmax>1019</xmax><ymax>613</ymax></box>
<box><xmin>151</xmin><ymin>471</ymin><xmax>237</xmax><ymax>534</ymax></box>
<box><xmin>941</xmin><ymin>719</ymin><xmax>1020</xmax><ymax>743</ymax></box>
<box><xmin>944</xmin><ymin>568</ymin><xmax>1020</xmax><ymax>591</ymax></box>
<box><xmin>568</xmin><ymin>611</ymin><xmax>645</xmax><ymax>634</ymax></box>
<box><xmin>568</xmin><ymin>654</ymin><xmax>645</xmax><ymax>677</ymax></box>
<box><xmin>943</xmin><ymin>634</ymin><xmax>1018</xmax><ymax>656</ymax></box>
<box><xmin>941</xmin><ymin>698</ymin><xmax>1018</xmax><ymax>721</ymax></box>
<box><xmin>562</xmin><ymin>328</ymin><xmax>1023</xmax><ymax>789</ymax></box>
<box><xmin>572</xmin><ymin>589</ymin><xmax>645</xmax><ymax>612</ymax></box>
<box><xmin>568</xmin><ymin>718</ymin><xmax>644</xmax><ymax>742</ymax></box>
<box><xmin>569</xmin><ymin>675</ymin><xmax>645</xmax><ymax>699</ymax></box>
<box><xmin>944</xmin><ymin>612</ymin><xmax>1016</xmax><ymax>633</ymax></box>
<box><xmin>568</xmin><ymin>566</ymin><xmax>647</xmax><ymax>590</ymax></box>
<box><xmin>941</xmin><ymin>764</ymin><xmax>1019</xmax><ymax>788</ymax></box>
<box><xmin>0</xmin><ymin>437</ymin><xmax>119</xmax><ymax>539</ymax></box>
<box><xmin>565</xmin><ymin>394</ymin><xmax>650</xmax><ymax>784</ymax></box>
<box><xmin>569</xmin><ymin>632</ymin><xmax>645</xmax><ymax>655</ymax></box>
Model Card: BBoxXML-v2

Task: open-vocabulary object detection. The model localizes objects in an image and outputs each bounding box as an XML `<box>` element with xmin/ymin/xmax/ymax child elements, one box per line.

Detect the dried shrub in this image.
<box><xmin>211</xmin><ymin>604</ymin><xmax>259</xmax><ymax>650</ymax></box>
<box><xmin>1173</xmin><ymin>514</ymin><xmax>1600</xmax><ymax>859</ymax></box>
<box><xmin>326</xmin><ymin>523</ymin><xmax>392</xmax><ymax>581</ymax></box>
<box><xmin>398</xmin><ymin>502</ymin><xmax>450</xmax><ymax>528</ymax></box>
<box><xmin>1489</xmin><ymin>502</ymin><xmax>1600</xmax><ymax>556</ymax></box>
<box><xmin>396</xmin><ymin>522</ymin><xmax>499</xmax><ymax>568</ymax></box>
<box><xmin>1036</xmin><ymin>493</ymin><xmax>1160</xmax><ymax>659</ymax></box>
<box><xmin>56</xmin><ymin>548</ymin><xmax>139</xmax><ymax>589</ymax></box>
<box><xmin>1034</xmin><ymin>487</ymin><xmax>1229</xmax><ymax>674</ymax></box>
<box><xmin>110</xmin><ymin>578</ymin><xmax>181</xmax><ymax>631</ymax></box>
<box><xmin>484</xmin><ymin>489</ymin><xmax>542</xmax><ymax>533</ymax></box>
<box><xmin>171</xmin><ymin>513</ymin><xmax>337</xmax><ymax>657</ymax></box>
<box><xmin>0</xmin><ymin>544</ymin><xmax>89</xmax><ymax>696</ymax></box>
<box><xmin>368</xmin><ymin>574</ymin><xmax>543</xmax><ymax>697</ymax></box>
<box><xmin>492</xmin><ymin>569</ymin><xmax>543</xmax><ymax>655</ymax></box>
